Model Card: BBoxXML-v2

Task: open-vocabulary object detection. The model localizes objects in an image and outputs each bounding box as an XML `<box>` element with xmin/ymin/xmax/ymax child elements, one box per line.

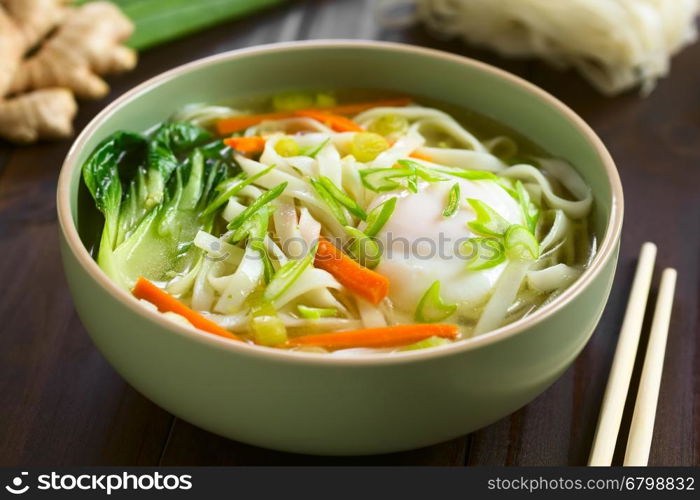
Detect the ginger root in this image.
<box><xmin>10</xmin><ymin>2</ymin><xmax>137</xmax><ymax>99</ymax></box>
<box><xmin>2</xmin><ymin>0</ymin><xmax>66</xmax><ymax>48</ymax></box>
<box><xmin>0</xmin><ymin>6</ymin><xmax>24</xmax><ymax>96</ymax></box>
<box><xmin>0</xmin><ymin>0</ymin><xmax>136</xmax><ymax>144</ymax></box>
<box><xmin>0</xmin><ymin>88</ymin><xmax>77</xmax><ymax>143</ymax></box>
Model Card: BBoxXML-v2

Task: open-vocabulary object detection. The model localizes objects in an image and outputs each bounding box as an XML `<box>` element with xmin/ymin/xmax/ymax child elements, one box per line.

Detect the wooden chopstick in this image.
<box><xmin>588</xmin><ymin>242</ymin><xmax>657</xmax><ymax>466</ymax></box>
<box><xmin>623</xmin><ymin>268</ymin><xmax>677</xmax><ymax>466</ymax></box>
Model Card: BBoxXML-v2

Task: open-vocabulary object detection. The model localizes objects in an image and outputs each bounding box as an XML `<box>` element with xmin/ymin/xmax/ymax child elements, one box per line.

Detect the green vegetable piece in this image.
<box><xmin>82</xmin><ymin>131</ymin><xmax>147</xmax><ymax>246</ymax></box>
<box><xmin>429</xmin><ymin>167</ymin><xmax>497</xmax><ymax>181</ymax></box>
<box><xmin>301</xmin><ymin>137</ymin><xmax>330</xmax><ymax>159</ymax></box>
<box><xmin>344</xmin><ymin>226</ymin><xmax>382</xmax><ymax>269</ymax></box>
<box><xmin>442</xmin><ymin>183</ymin><xmax>461</xmax><ymax>217</ymax></box>
<box><xmin>227</xmin><ymin>182</ymin><xmax>288</xmax><ymax>231</ymax></box>
<box><xmin>272</xmin><ymin>90</ymin><xmax>314</xmax><ymax>111</ymax></box>
<box><xmin>250</xmin><ymin>315</ymin><xmax>288</xmax><ymax>346</ymax></box>
<box><xmin>414</xmin><ymin>280</ymin><xmax>457</xmax><ymax>323</ymax></box>
<box><xmin>264</xmin><ymin>243</ymin><xmax>317</xmax><ymax>302</ymax></box>
<box><xmin>318</xmin><ymin>176</ymin><xmax>367</xmax><ymax>220</ymax></box>
<box><xmin>504</xmin><ymin>224</ymin><xmax>539</xmax><ymax>261</ymax></box>
<box><xmin>400</xmin><ymin>336</ymin><xmax>452</xmax><ymax>351</ymax></box>
<box><xmin>202</xmin><ymin>165</ymin><xmax>274</xmax><ymax>216</ymax></box>
<box><xmin>309</xmin><ymin>178</ymin><xmax>348</xmax><ymax>225</ymax></box>
<box><xmin>297</xmin><ymin>305</ymin><xmax>337</xmax><ymax>319</ymax></box>
<box><xmin>515</xmin><ymin>180</ymin><xmax>540</xmax><ymax>233</ymax></box>
<box><xmin>462</xmin><ymin>237</ymin><xmax>506</xmax><ymax>270</ymax></box>
<box><xmin>351</xmin><ymin>132</ymin><xmax>390</xmax><ymax>162</ymax></box>
<box><xmin>368</xmin><ymin>114</ymin><xmax>409</xmax><ymax>137</ymax></box>
<box><xmin>364</xmin><ymin>197</ymin><xmax>397</xmax><ymax>237</ymax></box>
<box><xmin>274</xmin><ymin>137</ymin><xmax>301</xmax><ymax>157</ymax></box>
<box><xmin>466</xmin><ymin>198</ymin><xmax>511</xmax><ymax>237</ymax></box>
<box><xmin>229</xmin><ymin>204</ymin><xmax>272</xmax><ymax>244</ymax></box>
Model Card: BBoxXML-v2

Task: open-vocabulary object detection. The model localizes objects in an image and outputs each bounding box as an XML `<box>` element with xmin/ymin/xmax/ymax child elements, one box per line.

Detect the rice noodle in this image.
<box><xmin>411</xmin><ymin>0</ymin><xmax>699</xmax><ymax>95</ymax></box>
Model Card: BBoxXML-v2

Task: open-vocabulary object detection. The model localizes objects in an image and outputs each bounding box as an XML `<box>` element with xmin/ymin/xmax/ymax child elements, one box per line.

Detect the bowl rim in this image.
<box><xmin>57</xmin><ymin>39</ymin><xmax>623</xmax><ymax>366</ymax></box>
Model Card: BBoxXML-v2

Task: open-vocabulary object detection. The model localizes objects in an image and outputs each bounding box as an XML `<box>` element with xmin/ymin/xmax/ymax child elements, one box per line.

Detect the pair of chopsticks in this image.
<box><xmin>589</xmin><ymin>242</ymin><xmax>677</xmax><ymax>466</ymax></box>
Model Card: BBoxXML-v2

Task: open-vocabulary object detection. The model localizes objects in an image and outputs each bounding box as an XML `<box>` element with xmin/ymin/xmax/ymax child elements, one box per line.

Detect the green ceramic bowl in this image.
<box><xmin>57</xmin><ymin>41</ymin><xmax>623</xmax><ymax>455</ymax></box>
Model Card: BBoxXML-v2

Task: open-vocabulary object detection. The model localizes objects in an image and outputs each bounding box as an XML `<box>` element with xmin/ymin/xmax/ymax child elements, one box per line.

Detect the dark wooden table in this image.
<box><xmin>1</xmin><ymin>0</ymin><xmax>698</xmax><ymax>466</ymax></box>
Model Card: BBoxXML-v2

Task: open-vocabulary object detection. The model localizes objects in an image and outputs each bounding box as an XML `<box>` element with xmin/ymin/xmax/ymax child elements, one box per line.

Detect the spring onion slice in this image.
<box><xmin>401</xmin><ymin>336</ymin><xmax>452</xmax><ymax>351</ymax></box>
<box><xmin>364</xmin><ymin>197</ymin><xmax>397</xmax><ymax>237</ymax></box>
<box><xmin>318</xmin><ymin>176</ymin><xmax>367</xmax><ymax>220</ymax></box>
<box><xmin>297</xmin><ymin>305</ymin><xmax>337</xmax><ymax>319</ymax></box>
<box><xmin>427</xmin><ymin>166</ymin><xmax>497</xmax><ymax>181</ymax></box>
<box><xmin>515</xmin><ymin>180</ymin><xmax>540</xmax><ymax>233</ymax></box>
<box><xmin>309</xmin><ymin>178</ymin><xmax>349</xmax><ymax>225</ymax></box>
<box><xmin>344</xmin><ymin>226</ymin><xmax>382</xmax><ymax>269</ymax></box>
<box><xmin>227</xmin><ymin>181</ymin><xmax>287</xmax><ymax>231</ymax></box>
<box><xmin>442</xmin><ymin>183</ymin><xmax>461</xmax><ymax>217</ymax></box>
<box><xmin>249</xmin><ymin>238</ymin><xmax>275</xmax><ymax>284</ymax></box>
<box><xmin>504</xmin><ymin>224</ymin><xmax>540</xmax><ymax>261</ymax></box>
<box><xmin>360</xmin><ymin>161</ymin><xmax>445</xmax><ymax>193</ymax></box>
<box><xmin>202</xmin><ymin>165</ymin><xmax>274</xmax><ymax>216</ymax></box>
<box><xmin>301</xmin><ymin>138</ymin><xmax>330</xmax><ymax>159</ymax></box>
<box><xmin>414</xmin><ymin>280</ymin><xmax>457</xmax><ymax>323</ymax></box>
<box><xmin>462</xmin><ymin>237</ymin><xmax>506</xmax><ymax>270</ymax></box>
<box><xmin>228</xmin><ymin>204</ymin><xmax>271</xmax><ymax>244</ymax></box>
<box><xmin>466</xmin><ymin>198</ymin><xmax>511</xmax><ymax>237</ymax></box>
<box><xmin>264</xmin><ymin>243</ymin><xmax>318</xmax><ymax>302</ymax></box>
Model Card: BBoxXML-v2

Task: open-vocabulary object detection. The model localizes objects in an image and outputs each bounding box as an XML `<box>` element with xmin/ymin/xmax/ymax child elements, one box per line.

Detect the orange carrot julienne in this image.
<box><xmin>294</xmin><ymin>110</ymin><xmax>364</xmax><ymax>132</ymax></box>
<box><xmin>287</xmin><ymin>324</ymin><xmax>458</xmax><ymax>349</ymax></box>
<box><xmin>314</xmin><ymin>238</ymin><xmax>389</xmax><ymax>305</ymax></box>
<box><xmin>132</xmin><ymin>277</ymin><xmax>240</xmax><ymax>342</ymax></box>
<box><xmin>224</xmin><ymin>136</ymin><xmax>266</xmax><ymax>155</ymax></box>
<box><xmin>217</xmin><ymin>112</ymin><xmax>292</xmax><ymax>135</ymax></box>
<box><xmin>409</xmin><ymin>150</ymin><xmax>433</xmax><ymax>162</ymax></box>
<box><xmin>215</xmin><ymin>98</ymin><xmax>412</xmax><ymax>135</ymax></box>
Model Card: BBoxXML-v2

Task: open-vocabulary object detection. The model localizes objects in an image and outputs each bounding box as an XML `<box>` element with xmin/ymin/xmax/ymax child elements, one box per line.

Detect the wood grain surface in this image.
<box><xmin>1</xmin><ymin>0</ymin><xmax>698</xmax><ymax>466</ymax></box>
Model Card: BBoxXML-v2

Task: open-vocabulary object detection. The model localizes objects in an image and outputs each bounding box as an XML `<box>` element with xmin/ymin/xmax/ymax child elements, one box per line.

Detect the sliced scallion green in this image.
<box><xmin>264</xmin><ymin>243</ymin><xmax>317</xmax><ymax>302</ymax></box>
<box><xmin>202</xmin><ymin>165</ymin><xmax>274</xmax><ymax>216</ymax></box>
<box><xmin>309</xmin><ymin>178</ymin><xmax>349</xmax><ymax>225</ymax></box>
<box><xmin>227</xmin><ymin>181</ymin><xmax>288</xmax><ymax>231</ymax></box>
<box><xmin>400</xmin><ymin>336</ymin><xmax>452</xmax><ymax>351</ymax></box>
<box><xmin>414</xmin><ymin>280</ymin><xmax>457</xmax><ymax>323</ymax></box>
<box><xmin>504</xmin><ymin>224</ymin><xmax>539</xmax><ymax>261</ymax></box>
<box><xmin>318</xmin><ymin>176</ymin><xmax>367</xmax><ymax>220</ymax></box>
<box><xmin>515</xmin><ymin>180</ymin><xmax>540</xmax><ymax>233</ymax></box>
<box><xmin>364</xmin><ymin>197</ymin><xmax>397</xmax><ymax>237</ymax></box>
<box><xmin>462</xmin><ymin>237</ymin><xmax>506</xmax><ymax>270</ymax></box>
<box><xmin>466</xmin><ymin>198</ymin><xmax>511</xmax><ymax>237</ymax></box>
<box><xmin>297</xmin><ymin>305</ymin><xmax>337</xmax><ymax>319</ymax></box>
<box><xmin>442</xmin><ymin>183</ymin><xmax>461</xmax><ymax>217</ymax></box>
<box><xmin>301</xmin><ymin>138</ymin><xmax>330</xmax><ymax>159</ymax></box>
<box><xmin>228</xmin><ymin>204</ymin><xmax>271</xmax><ymax>244</ymax></box>
<box><xmin>344</xmin><ymin>226</ymin><xmax>382</xmax><ymax>269</ymax></box>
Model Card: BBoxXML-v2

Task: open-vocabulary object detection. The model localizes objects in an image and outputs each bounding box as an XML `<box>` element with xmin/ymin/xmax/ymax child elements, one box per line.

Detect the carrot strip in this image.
<box><xmin>287</xmin><ymin>324</ymin><xmax>458</xmax><ymax>349</ymax></box>
<box><xmin>409</xmin><ymin>150</ymin><xmax>434</xmax><ymax>162</ymax></box>
<box><xmin>314</xmin><ymin>238</ymin><xmax>389</xmax><ymax>304</ymax></box>
<box><xmin>132</xmin><ymin>277</ymin><xmax>240</xmax><ymax>342</ymax></box>
<box><xmin>217</xmin><ymin>112</ymin><xmax>292</xmax><ymax>135</ymax></box>
<box><xmin>294</xmin><ymin>110</ymin><xmax>364</xmax><ymax>132</ymax></box>
<box><xmin>224</xmin><ymin>136</ymin><xmax>266</xmax><ymax>155</ymax></box>
<box><xmin>215</xmin><ymin>98</ymin><xmax>412</xmax><ymax>135</ymax></box>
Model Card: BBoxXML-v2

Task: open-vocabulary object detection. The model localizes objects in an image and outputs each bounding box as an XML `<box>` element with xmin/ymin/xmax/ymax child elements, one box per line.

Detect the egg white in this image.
<box><xmin>369</xmin><ymin>178</ymin><xmax>524</xmax><ymax>316</ymax></box>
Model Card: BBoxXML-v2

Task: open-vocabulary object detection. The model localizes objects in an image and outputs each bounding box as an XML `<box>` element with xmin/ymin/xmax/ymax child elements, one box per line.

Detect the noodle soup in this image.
<box><xmin>79</xmin><ymin>89</ymin><xmax>595</xmax><ymax>354</ymax></box>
